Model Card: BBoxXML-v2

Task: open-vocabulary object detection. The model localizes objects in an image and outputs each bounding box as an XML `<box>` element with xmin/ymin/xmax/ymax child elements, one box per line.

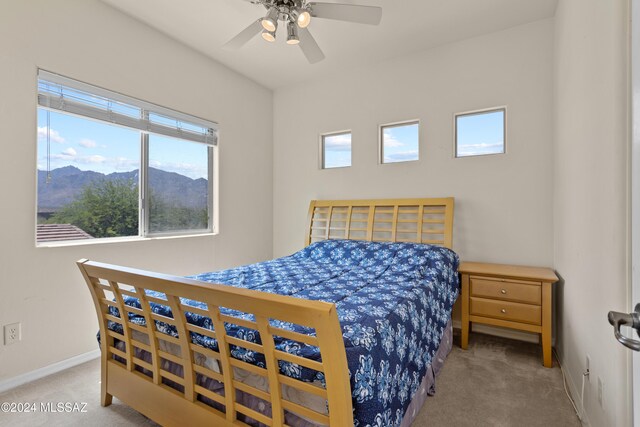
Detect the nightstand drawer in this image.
<box><xmin>470</xmin><ymin>297</ymin><xmax>541</xmax><ymax>325</ymax></box>
<box><xmin>470</xmin><ymin>277</ymin><xmax>541</xmax><ymax>305</ymax></box>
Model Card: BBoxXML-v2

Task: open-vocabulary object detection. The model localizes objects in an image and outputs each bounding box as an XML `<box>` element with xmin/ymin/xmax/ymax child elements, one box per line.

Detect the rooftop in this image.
<box><xmin>37</xmin><ymin>224</ymin><xmax>94</xmax><ymax>242</ymax></box>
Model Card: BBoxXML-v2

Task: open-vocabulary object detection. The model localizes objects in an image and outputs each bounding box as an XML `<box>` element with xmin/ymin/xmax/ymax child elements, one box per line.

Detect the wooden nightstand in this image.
<box><xmin>459</xmin><ymin>262</ymin><xmax>558</xmax><ymax>368</ymax></box>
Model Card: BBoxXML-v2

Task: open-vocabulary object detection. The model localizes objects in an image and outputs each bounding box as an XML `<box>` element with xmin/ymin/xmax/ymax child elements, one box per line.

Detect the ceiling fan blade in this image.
<box><xmin>223</xmin><ymin>19</ymin><xmax>263</xmax><ymax>50</ymax></box>
<box><xmin>298</xmin><ymin>28</ymin><xmax>325</xmax><ymax>64</ymax></box>
<box><xmin>308</xmin><ymin>3</ymin><xmax>382</xmax><ymax>25</ymax></box>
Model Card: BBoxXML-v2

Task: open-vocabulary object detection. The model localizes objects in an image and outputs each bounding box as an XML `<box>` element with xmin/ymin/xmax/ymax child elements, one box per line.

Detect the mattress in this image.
<box><xmin>106</xmin><ymin>239</ymin><xmax>460</xmax><ymax>426</ymax></box>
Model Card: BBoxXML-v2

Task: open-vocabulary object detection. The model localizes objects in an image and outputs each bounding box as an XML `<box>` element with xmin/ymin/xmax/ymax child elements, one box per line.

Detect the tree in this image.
<box><xmin>149</xmin><ymin>194</ymin><xmax>208</xmax><ymax>232</ymax></box>
<box><xmin>48</xmin><ymin>178</ymin><xmax>209</xmax><ymax>237</ymax></box>
<box><xmin>48</xmin><ymin>179</ymin><xmax>138</xmax><ymax>238</ymax></box>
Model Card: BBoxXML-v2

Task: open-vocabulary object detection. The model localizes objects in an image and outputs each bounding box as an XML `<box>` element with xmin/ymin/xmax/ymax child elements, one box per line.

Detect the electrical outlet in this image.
<box><xmin>598</xmin><ymin>377</ymin><xmax>604</xmax><ymax>408</ymax></box>
<box><xmin>586</xmin><ymin>355</ymin><xmax>591</xmax><ymax>379</ymax></box>
<box><xmin>4</xmin><ymin>323</ymin><xmax>21</xmax><ymax>345</ymax></box>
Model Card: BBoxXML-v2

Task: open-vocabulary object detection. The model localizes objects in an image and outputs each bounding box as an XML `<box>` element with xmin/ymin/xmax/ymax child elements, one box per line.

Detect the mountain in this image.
<box><xmin>37</xmin><ymin>166</ymin><xmax>105</xmax><ymax>211</ymax></box>
<box><xmin>37</xmin><ymin>166</ymin><xmax>208</xmax><ymax>212</ymax></box>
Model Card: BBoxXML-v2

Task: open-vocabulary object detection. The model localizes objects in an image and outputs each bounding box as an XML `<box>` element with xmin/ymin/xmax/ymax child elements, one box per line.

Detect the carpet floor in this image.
<box><xmin>0</xmin><ymin>332</ymin><xmax>581</xmax><ymax>427</ymax></box>
<box><xmin>416</xmin><ymin>332</ymin><xmax>581</xmax><ymax>426</ymax></box>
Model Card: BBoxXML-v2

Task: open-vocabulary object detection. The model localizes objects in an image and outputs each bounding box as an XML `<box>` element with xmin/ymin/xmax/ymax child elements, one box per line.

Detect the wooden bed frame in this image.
<box><xmin>79</xmin><ymin>198</ymin><xmax>454</xmax><ymax>426</ymax></box>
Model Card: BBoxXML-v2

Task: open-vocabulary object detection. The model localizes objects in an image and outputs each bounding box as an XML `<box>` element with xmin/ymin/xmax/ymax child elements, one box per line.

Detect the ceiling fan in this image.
<box><xmin>224</xmin><ymin>0</ymin><xmax>382</xmax><ymax>64</ymax></box>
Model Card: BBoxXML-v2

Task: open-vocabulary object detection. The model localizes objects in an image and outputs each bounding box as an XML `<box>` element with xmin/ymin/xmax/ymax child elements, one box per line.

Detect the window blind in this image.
<box><xmin>37</xmin><ymin>70</ymin><xmax>218</xmax><ymax>146</ymax></box>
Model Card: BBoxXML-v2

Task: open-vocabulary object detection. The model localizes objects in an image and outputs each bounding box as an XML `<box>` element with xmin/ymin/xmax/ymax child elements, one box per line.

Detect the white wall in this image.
<box><xmin>0</xmin><ymin>0</ymin><xmax>273</xmax><ymax>382</ymax></box>
<box><xmin>553</xmin><ymin>0</ymin><xmax>630</xmax><ymax>425</ymax></box>
<box><xmin>2</xmin><ymin>3</ymin><xmax>633</xmax><ymax>424</ymax></box>
<box><xmin>273</xmin><ymin>19</ymin><xmax>555</xmax><ymax>268</ymax></box>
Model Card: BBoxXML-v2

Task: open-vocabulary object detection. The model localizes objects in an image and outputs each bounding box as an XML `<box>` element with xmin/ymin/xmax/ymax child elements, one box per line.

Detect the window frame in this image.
<box><xmin>379</xmin><ymin>119</ymin><xmax>421</xmax><ymax>165</ymax></box>
<box><xmin>319</xmin><ymin>130</ymin><xmax>352</xmax><ymax>170</ymax></box>
<box><xmin>36</xmin><ymin>70</ymin><xmax>218</xmax><ymax>246</ymax></box>
<box><xmin>454</xmin><ymin>106</ymin><xmax>507</xmax><ymax>158</ymax></box>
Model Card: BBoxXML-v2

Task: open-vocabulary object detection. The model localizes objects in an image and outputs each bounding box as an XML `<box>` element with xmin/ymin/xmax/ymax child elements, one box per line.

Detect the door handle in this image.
<box><xmin>608</xmin><ymin>303</ymin><xmax>640</xmax><ymax>351</ymax></box>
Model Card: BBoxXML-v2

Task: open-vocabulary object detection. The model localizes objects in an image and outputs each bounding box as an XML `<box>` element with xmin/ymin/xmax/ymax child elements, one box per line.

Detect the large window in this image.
<box><xmin>36</xmin><ymin>70</ymin><xmax>218</xmax><ymax>244</ymax></box>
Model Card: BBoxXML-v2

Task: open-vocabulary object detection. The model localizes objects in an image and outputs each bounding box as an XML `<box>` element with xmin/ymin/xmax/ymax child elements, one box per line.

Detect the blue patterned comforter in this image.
<box><xmin>112</xmin><ymin>239</ymin><xmax>459</xmax><ymax>426</ymax></box>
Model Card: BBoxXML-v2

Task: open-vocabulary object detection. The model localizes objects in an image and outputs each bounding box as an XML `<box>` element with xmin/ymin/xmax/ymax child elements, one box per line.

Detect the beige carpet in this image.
<box><xmin>417</xmin><ymin>333</ymin><xmax>581</xmax><ymax>426</ymax></box>
<box><xmin>0</xmin><ymin>332</ymin><xmax>581</xmax><ymax>427</ymax></box>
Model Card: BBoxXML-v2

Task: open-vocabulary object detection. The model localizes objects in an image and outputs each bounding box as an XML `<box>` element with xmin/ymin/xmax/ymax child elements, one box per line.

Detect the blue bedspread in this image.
<box><xmin>113</xmin><ymin>239</ymin><xmax>459</xmax><ymax>426</ymax></box>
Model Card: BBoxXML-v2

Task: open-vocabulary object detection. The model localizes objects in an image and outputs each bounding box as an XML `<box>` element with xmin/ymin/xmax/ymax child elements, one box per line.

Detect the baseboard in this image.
<box><xmin>452</xmin><ymin>319</ymin><xmax>540</xmax><ymax>343</ymax></box>
<box><xmin>559</xmin><ymin>352</ymin><xmax>591</xmax><ymax>427</ymax></box>
<box><xmin>0</xmin><ymin>349</ymin><xmax>100</xmax><ymax>394</ymax></box>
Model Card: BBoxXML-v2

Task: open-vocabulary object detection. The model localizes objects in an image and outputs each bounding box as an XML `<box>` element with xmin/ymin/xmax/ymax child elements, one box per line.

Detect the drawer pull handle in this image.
<box><xmin>501</xmin><ymin>309</ymin><xmax>507</xmax><ymax>314</ymax></box>
<box><xmin>501</xmin><ymin>289</ymin><xmax>507</xmax><ymax>294</ymax></box>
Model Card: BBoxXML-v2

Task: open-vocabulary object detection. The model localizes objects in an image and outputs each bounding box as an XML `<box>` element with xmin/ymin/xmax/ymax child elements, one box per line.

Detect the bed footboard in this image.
<box><xmin>78</xmin><ymin>259</ymin><xmax>353</xmax><ymax>426</ymax></box>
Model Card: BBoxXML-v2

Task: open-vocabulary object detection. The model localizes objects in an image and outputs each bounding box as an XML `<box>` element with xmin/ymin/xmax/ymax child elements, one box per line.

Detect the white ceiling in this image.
<box><xmin>100</xmin><ymin>0</ymin><xmax>558</xmax><ymax>89</ymax></box>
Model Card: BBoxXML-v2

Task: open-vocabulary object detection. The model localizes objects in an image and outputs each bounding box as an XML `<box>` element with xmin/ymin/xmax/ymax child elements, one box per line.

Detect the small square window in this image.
<box><xmin>321</xmin><ymin>131</ymin><xmax>351</xmax><ymax>169</ymax></box>
<box><xmin>380</xmin><ymin>121</ymin><xmax>420</xmax><ymax>164</ymax></box>
<box><xmin>455</xmin><ymin>108</ymin><xmax>506</xmax><ymax>158</ymax></box>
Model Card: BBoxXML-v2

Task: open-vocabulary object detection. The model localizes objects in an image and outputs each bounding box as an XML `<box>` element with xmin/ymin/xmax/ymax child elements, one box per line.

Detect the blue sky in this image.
<box><xmin>382</xmin><ymin>122</ymin><xmax>419</xmax><ymax>163</ymax></box>
<box><xmin>456</xmin><ymin>110</ymin><xmax>505</xmax><ymax>157</ymax></box>
<box><xmin>37</xmin><ymin>109</ymin><xmax>208</xmax><ymax>179</ymax></box>
<box><xmin>323</xmin><ymin>132</ymin><xmax>352</xmax><ymax>168</ymax></box>
<box><xmin>322</xmin><ymin>113</ymin><xmax>504</xmax><ymax>165</ymax></box>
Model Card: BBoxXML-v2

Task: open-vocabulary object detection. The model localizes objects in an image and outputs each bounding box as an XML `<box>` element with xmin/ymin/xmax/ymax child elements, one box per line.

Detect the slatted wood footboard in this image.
<box><xmin>78</xmin><ymin>261</ymin><xmax>352</xmax><ymax>426</ymax></box>
<box><xmin>80</xmin><ymin>198</ymin><xmax>454</xmax><ymax>426</ymax></box>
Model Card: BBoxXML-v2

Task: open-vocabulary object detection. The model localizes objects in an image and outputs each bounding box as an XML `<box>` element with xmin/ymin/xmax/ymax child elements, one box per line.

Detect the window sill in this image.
<box><xmin>36</xmin><ymin>232</ymin><xmax>216</xmax><ymax>248</ymax></box>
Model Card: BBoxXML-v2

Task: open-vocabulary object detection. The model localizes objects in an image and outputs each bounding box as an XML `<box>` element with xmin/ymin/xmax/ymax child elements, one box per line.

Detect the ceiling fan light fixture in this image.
<box><xmin>226</xmin><ymin>1</ymin><xmax>383</xmax><ymax>64</ymax></box>
<box><xmin>262</xmin><ymin>7</ymin><xmax>279</xmax><ymax>32</ymax></box>
<box><xmin>286</xmin><ymin>21</ymin><xmax>300</xmax><ymax>45</ymax></box>
<box><xmin>261</xmin><ymin>29</ymin><xmax>276</xmax><ymax>42</ymax></box>
<box><xmin>297</xmin><ymin>10</ymin><xmax>311</xmax><ymax>28</ymax></box>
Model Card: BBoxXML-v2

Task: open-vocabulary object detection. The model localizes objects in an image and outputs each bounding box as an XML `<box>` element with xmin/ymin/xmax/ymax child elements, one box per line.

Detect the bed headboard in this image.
<box><xmin>305</xmin><ymin>198</ymin><xmax>454</xmax><ymax>249</ymax></box>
